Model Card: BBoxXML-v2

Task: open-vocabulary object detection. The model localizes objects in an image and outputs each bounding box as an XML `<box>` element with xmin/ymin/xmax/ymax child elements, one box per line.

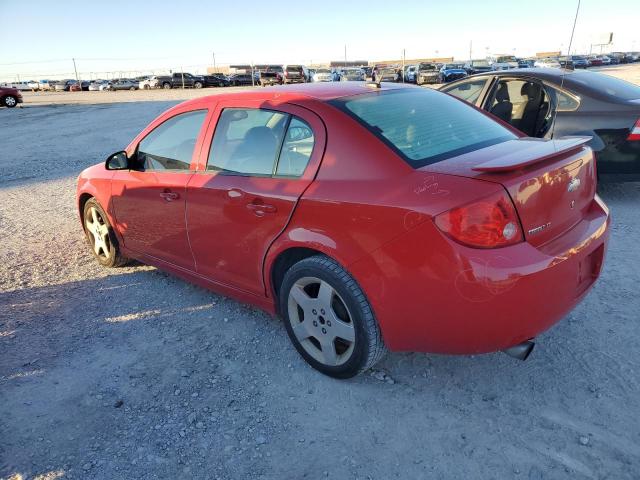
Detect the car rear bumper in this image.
<box><xmin>350</xmin><ymin>196</ymin><xmax>610</xmax><ymax>355</ymax></box>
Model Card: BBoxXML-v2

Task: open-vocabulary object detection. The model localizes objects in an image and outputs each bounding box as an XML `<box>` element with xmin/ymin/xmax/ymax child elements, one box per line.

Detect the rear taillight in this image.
<box><xmin>627</xmin><ymin>119</ymin><xmax>640</xmax><ymax>141</ymax></box>
<box><xmin>435</xmin><ymin>191</ymin><xmax>523</xmax><ymax>248</ymax></box>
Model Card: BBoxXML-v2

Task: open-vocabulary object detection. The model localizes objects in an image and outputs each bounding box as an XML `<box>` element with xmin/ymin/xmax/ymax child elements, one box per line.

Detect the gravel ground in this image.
<box><xmin>1</xmin><ymin>71</ymin><xmax>640</xmax><ymax>480</ymax></box>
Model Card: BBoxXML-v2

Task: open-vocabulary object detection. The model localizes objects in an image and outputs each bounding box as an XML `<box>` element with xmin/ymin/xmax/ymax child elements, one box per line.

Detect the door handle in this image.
<box><xmin>246</xmin><ymin>200</ymin><xmax>277</xmax><ymax>216</ymax></box>
<box><xmin>160</xmin><ymin>190</ymin><xmax>179</xmax><ymax>201</ymax></box>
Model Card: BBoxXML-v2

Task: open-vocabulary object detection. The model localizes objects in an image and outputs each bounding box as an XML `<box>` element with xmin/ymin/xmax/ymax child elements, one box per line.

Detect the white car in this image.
<box><xmin>311</xmin><ymin>68</ymin><xmax>333</xmax><ymax>82</ymax></box>
<box><xmin>88</xmin><ymin>81</ymin><xmax>107</xmax><ymax>91</ymax></box>
<box><xmin>139</xmin><ymin>76</ymin><xmax>159</xmax><ymax>89</ymax></box>
<box><xmin>534</xmin><ymin>58</ymin><xmax>561</xmax><ymax>68</ymax></box>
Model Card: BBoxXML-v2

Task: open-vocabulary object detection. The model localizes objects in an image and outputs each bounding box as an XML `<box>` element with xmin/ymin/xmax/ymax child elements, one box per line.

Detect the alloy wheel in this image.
<box><xmin>287</xmin><ymin>276</ymin><xmax>356</xmax><ymax>366</ymax></box>
<box><xmin>85</xmin><ymin>206</ymin><xmax>111</xmax><ymax>260</ymax></box>
<box><xmin>5</xmin><ymin>96</ymin><xmax>16</xmax><ymax>107</ymax></box>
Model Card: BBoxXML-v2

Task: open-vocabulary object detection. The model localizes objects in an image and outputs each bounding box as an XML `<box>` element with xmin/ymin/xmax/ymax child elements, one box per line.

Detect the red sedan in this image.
<box><xmin>77</xmin><ymin>83</ymin><xmax>610</xmax><ymax>378</ymax></box>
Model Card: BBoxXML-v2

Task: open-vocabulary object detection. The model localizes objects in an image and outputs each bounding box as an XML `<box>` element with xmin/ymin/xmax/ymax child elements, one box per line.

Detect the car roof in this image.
<box><xmin>179</xmin><ymin>82</ymin><xmax>415</xmax><ymax>109</ymax></box>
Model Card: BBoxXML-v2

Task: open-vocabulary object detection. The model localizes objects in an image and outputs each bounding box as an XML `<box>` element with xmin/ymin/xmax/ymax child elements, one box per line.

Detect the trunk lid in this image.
<box><xmin>424</xmin><ymin>137</ymin><xmax>597</xmax><ymax>247</ymax></box>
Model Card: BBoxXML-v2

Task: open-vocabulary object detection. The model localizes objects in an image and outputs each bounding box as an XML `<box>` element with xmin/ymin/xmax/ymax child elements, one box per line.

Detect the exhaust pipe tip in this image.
<box><xmin>502</xmin><ymin>340</ymin><xmax>535</xmax><ymax>361</ymax></box>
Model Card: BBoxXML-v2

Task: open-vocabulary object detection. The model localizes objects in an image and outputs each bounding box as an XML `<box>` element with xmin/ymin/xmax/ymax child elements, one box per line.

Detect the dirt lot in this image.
<box><xmin>1</xmin><ymin>65</ymin><xmax>640</xmax><ymax>480</ymax></box>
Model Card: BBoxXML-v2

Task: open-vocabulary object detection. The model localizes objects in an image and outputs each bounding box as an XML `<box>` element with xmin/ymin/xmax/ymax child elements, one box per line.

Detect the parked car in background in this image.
<box><xmin>258</xmin><ymin>70</ymin><xmax>281</xmax><ymax>87</ymax></box>
<box><xmin>311</xmin><ymin>68</ymin><xmax>333</xmax><ymax>82</ymax></box>
<box><xmin>229</xmin><ymin>72</ymin><xmax>256</xmax><ymax>86</ymax></box>
<box><xmin>78</xmin><ymin>82</ymin><xmax>610</xmax><ymax>378</ymax></box>
<box><xmin>138</xmin><ymin>76</ymin><xmax>157</xmax><ymax>90</ymax></box>
<box><xmin>27</xmin><ymin>80</ymin><xmax>41</xmax><ymax>90</ymax></box>
<box><xmin>489</xmin><ymin>55</ymin><xmax>519</xmax><ymax>70</ymax></box>
<box><xmin>464</xmin><ymin>59</ymin><xmax>492</xmax><ymax>74</ymax></box>
<box><xmin>571</xmin><ymin>55</ymin><xmax>589</xmax><ymax>68</ymax></box>
<box><xmin>0</xmin><ymin>85</ymin><xmax>23</xmax><ymax>108</ymax></box>
<box><xmin>203</xmin><ymin>74</ymin><xmax>230</xmax><ymax>87</ymax></box>
<box><xmin>281</xmin><ymin>65</ymin><xmax>305</xmax><ymax>84</ymax></box>
<box><xmin>415</xmin><ymin>62</ymin><xmax>439</xmax><ymax>85</ymax></box>
<box><xmin>440</xmin><ymin>68</ymin><xmax>640</xmax><ymax>180</ymax></box>
<box><xmin>361</xmin><ymin>66</ymin><xmax>373</xmax><ymax>80</ymax></box>
<box><xmin>404</xmin><ymin>65</ymin><xmax>418</xmax><ymax>83</ymax></box>
<box><xmin>52</xmin><ymin>80</ymin><xmax>76</xmax><ymax>91</ymax></box>
<box><xmin>372</xmin><ymin>66</ymin><xmax>398</xmax><ymax>82</ymax></box>
<box><xmin>556</xmin><ymin>57</ymin><xmax>574</xmax><ymax>69</ymax></box>
<box><xmin>89</xmin><ymin>80</ymin><xmax>108</xmax><ymax>91</ymax></box>
<box><xmin>337</xmin><ymin>68</ymin><xmax>365</xmax><ymax>81</ymax></box>
<box><xmin>438</xmin><ymin>63</ymin><xmax>467</xmax><ymax>83</ymax></box>
<box><xmin>587</xmin><ymin>56</ymin><xmax>603</xmax><ymax>67</ymax></box>
<box><xmin>155</xmin><ymin>72</ymin><xmax>204</xmax><ymax>89</ymax></box>
<box><xmin>597</xmin><ymin>55</ymin><xmax>612</xmax><ymax>65</ymax></box>
<box><xmin>106</xmin><ymin>79</ymin><xmax>139</xmax><ymax>91</ymax></box>
<box><xmin>534</xmin><ymin>58</ymin><xmax>561</xmax><ymax>68</ymax></box>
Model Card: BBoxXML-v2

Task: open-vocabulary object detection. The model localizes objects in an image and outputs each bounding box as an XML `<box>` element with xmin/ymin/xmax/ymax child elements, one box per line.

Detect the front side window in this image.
<box><xmin>442</xmin><ymin>78</ymin><xmax>488</xmax><ymax>104</ymax></box>
<box><xmin>331</xmin><ymin>88</ymin><xmax>515</xmax><ymax>168</ymax></box>
<box><xmin>137</xmin><ymin>110</ymin><xmax>207</xmax><ymax>171</ymax></box>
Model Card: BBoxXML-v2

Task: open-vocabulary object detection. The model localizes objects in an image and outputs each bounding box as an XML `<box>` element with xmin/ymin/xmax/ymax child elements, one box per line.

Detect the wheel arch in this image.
<box><xmin>78</xmin><ymin>193</ymin><xmax>93</xmax><ymax>222</ymax></box>
<box><xmin>268</xmin><ymin>246</ymin><xmax>326</xmax><ymax>310</ymax></box>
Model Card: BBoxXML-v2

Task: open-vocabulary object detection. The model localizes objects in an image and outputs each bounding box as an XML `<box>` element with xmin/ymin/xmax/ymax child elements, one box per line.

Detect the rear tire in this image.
<box><xmin>3</xmin><ymin>95</ymin><xmax>18</xmax><ymax>108</ymax></box>
<box><xmin>83</xmin><ymin>198</ymin><xmax>128</xmax><ymax>268</ymax></box>
<box><xmin>193</xmin><ymin>81</ymin><xmax>203</xmax><ymax>89</ymax></box>
<box><xmin>162</xmin><ymin>82</ymin><xmax>171</xmax><ymax>89</ymax></box>
<box><xmin>279</xmin><ymin>255</ymin><xmax>386</xmax><ymax>378</ymax></box>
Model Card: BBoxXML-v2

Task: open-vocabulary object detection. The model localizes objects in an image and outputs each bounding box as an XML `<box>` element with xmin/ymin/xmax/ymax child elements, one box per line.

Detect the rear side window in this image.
<box><xmin>208</xmin><ymin>109</ymin><xmax>287</xmax><ymax>175</ymax></box>
<box><xmin>277</xmin><ymin>118</ymin><xmax>315</xmax><ymax>176</ymax></box>
<box><xmin>138</xmin><ymin>110</ymin><xmax>207</xmax><ymax>171</ymax></box>
<box><xmin>331</xmin><ymin>89</ymin><xmax>516</xmax><ymax>168</ymax></box>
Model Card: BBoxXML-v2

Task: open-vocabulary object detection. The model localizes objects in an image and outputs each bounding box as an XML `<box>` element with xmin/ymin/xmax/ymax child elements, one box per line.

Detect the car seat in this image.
<box><xmin>489</xmin><ymin>83</ymin><xmax>513</xmax><ymax>123</ymax></box>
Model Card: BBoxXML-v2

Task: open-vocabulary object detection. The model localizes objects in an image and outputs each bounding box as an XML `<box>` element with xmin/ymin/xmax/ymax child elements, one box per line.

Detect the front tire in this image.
<box><xmin>83</xmin><ymin>198</ymin><xmax>128</xmax><ymax>268</ymax></box>
<box><xmin>3</xmin><ymin>95</ymin><xmax>18</xmax><ymax>108</ymax></box>
<box><xmin>280</xmin><ymin>255</ymin><xmax>386</xmax><ymax>378</ymax></box>
<box><xmin>193</xmin><ymin>81</ymin><xmax>203</xmax><ymax>89</ymax></box>
<box><xmin>162</xmin><ymin>82</ymin><xmax>171</xmax><ymax>89</ymax></box>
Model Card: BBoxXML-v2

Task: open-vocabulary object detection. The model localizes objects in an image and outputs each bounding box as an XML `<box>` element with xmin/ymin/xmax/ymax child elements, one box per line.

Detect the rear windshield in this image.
<box><xmin>568</xmin><ymin>70</ymin><xmax>640</xmax><ymax>100</ymax></box>
<box><xmin>331</xmin><ymin>88</ymin><xmax>515</xmax><ymax>168</ymax></box>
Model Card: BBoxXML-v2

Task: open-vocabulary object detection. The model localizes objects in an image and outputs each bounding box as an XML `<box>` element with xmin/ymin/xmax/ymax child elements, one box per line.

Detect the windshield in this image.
<box><xmin>316</xmin><ymin>69</ymin><xmax>331</xmax><ymax>73</ymax></box>
<box><xmin>444</xmin><ymin>64</ymin><xmax>464</xmax><ymax>69</ymax></box>
<box><xmin>330</xmin><ymin>89</ymin><xmax>515</xmax><ymax>168</ymax></box>
<box><xmin>472</xmin><ymin>60</ymin><xmax>489</xmax><ymax>67</ymax></box>
<box><xmin>497</xmin><ymin>56</ymin><xmax>517</xmax><ymax>63</ymax></box>
<box><xmin>419</xmin><ymin>63</ymin><xmax>437</xmax><ymax>70</ymax></box>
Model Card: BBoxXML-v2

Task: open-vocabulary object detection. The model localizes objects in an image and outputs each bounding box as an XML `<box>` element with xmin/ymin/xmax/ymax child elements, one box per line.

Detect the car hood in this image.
<box><xmin>442</xmin><ymin>68</ymin><xmax>466</xmax><ymax>74</ymax></box>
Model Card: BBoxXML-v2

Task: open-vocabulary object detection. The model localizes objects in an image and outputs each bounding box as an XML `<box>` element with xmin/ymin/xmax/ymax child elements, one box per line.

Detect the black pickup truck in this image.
<box><xmin>155</xmin><ymin>72</ymin><xmax>205</xmax><ymax>89</ymax></box>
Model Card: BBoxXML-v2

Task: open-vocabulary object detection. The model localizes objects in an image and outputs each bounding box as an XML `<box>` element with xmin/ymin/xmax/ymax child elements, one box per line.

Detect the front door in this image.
<box><xmin>186</xmin><ymin>102</ymin><xmax>325</xmax><ymax>295</ymax></box>
<box><xmin>111</xmin><ymin>109</ymin><xmax>209</xmax><ymax>270</ymax></box>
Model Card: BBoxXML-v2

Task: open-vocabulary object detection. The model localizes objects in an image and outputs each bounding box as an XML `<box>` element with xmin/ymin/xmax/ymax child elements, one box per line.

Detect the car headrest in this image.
<box><xmin>495</xmin><ymin>83</ymin><xmax>510</xmax><ymax>103</ymax></box>
<box><xmin>521</xmin><ymin>82</ymin><xmax>542</xmax><ymax>100</ymax></box>
<box><xmin>242</xmin><ymin>127</ymin><xmax>277</xmax><ymax>151</ymax></box>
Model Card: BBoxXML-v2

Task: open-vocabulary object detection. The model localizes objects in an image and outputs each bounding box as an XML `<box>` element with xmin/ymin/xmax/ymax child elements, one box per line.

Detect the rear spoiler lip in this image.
<box><xmin>472</xmin><ymin>136</ymin><xmax>592</xmax><ymax>173</ymax></box>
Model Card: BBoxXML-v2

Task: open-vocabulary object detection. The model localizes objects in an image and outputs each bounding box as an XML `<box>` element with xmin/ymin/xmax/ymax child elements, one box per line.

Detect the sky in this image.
<box><xmin>0</xmin><ymin>0</ymin><xmax>638</xmax><ymax>81</ymax></box>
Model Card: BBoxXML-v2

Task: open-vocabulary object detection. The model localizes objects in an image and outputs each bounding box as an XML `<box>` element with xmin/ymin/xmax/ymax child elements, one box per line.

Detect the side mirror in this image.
<box><xmin>105</xmin><ymin>151</ymin><xmax>129</xmax><ymax>170</ymax></box>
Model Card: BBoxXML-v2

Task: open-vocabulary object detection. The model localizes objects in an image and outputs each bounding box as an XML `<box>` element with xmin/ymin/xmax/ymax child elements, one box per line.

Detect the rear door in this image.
<box><xmin>186</xmin><ymin>100</ymin><xmax>326</xmax><ymax>295</ymax></box>
<box><xmin>111</xmin><ymin>108</ymin><xmax>210</xmax><ymax>270</ymax></box>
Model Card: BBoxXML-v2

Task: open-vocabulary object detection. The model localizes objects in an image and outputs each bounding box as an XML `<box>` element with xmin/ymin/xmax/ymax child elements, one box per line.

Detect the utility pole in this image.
<box><xmin>402</xmin><ymin>49</ymin><xmax>405</xmax><ymax>83</ymax></box>
<box><xmin>212</xmin><ymin>51</ymin><xmax>216</xmax><ymax>72</ymax></box>
<box><xmin>72</xmin><ymin>58</ymin><xmax>80</xmax><ymax>90</ymax></box>
<box><xmin>469</xmin><ymin>40</ymin><xmax>473</xmax><ymax>60</ymax></box>
<box><xmin>251</xmin><ymin>62</ymin><xmax>255</xmax><ymax>87</ymax></box>
<box><xmin>344</xmin><ymin>44</ymin><xmax>347</xmax><ymax>67</ymax></box>
<box><xmin>181</xmin><ymin>67</ymin><xmax>185</xmax><ymax>89</ymax></box>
